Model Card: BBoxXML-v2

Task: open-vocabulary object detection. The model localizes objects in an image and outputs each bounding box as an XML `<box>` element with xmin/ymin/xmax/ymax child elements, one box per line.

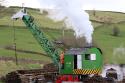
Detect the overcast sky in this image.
<box><xmin>2</xmin><ymin>0</ymin><xmax>125</xmax><ymax>13</ymax></box>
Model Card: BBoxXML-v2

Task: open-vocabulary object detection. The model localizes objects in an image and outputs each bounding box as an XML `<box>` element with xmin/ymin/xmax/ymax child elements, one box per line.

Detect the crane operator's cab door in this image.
<box><xmin>77</xmin><ymin>55</ymin><xmax>82</xmax><ymax>69</ymax></box>
<box><xmin>74</xmin><ymin>55</ymin><xmax>82</xmax><ymax>69</ymax></box>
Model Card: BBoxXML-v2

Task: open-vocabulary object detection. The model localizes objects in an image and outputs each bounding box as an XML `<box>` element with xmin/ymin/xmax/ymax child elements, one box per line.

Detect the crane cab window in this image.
<box><xmin>85</xmin><ymin>54</ymin><xmax>96</xmax><ymax>60</ymax></box>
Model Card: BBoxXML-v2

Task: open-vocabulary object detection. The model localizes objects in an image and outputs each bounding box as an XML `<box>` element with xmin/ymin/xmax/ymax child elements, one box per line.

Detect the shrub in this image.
<box><xmin>112</xmin><ymin>26</ymin><xmax>120</xmax><ymax>36</ymax></box>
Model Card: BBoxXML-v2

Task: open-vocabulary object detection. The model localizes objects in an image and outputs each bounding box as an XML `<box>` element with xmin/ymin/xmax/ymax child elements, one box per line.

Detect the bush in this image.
<box><xmin>112</xmin><ymin>26</ymin><xmax>120</xmax><ymax>36</ymax></box>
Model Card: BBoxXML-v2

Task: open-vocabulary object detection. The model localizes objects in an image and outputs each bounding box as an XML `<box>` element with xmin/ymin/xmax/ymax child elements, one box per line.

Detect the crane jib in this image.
<box><xmin>22</xmin><ymin>15</ymin><xmax>60</xmax><ymax>67</ymax></box>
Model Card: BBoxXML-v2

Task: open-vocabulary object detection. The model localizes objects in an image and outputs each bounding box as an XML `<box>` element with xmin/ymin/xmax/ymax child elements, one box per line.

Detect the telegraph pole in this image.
<box><xmin>13</xmin><ymin>20</ymin><xmax>18</xmax><ymax>65</ymax></box>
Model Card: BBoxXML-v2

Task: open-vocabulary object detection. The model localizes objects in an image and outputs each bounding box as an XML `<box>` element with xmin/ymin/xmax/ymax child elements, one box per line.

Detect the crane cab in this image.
<box><xmin>59</xmin><ymin>47</ymin><xmax>103</xmax><ymax>75</ymax></box>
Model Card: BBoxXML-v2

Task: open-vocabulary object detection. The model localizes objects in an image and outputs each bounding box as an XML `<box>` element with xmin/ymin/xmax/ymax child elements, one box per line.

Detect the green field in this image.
<box><xmin>0</xmin><ymin>7</ymin><xmax>125</xmax><ymax>77</ymax></box>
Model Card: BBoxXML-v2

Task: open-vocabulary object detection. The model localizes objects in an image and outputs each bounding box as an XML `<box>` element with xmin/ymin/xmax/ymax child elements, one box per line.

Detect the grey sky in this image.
<box><xmin>2</xmin><ymin>0</ymin><xmax>125</xmax><ymax>12</ymax></box>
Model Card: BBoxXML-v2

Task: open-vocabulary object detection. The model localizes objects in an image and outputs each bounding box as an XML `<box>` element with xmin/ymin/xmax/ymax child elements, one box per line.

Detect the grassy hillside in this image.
<box><xmin>0</xmin><ymin>7</ymin><xmax>66</xmax><ymax>61</ymax></box>
<box><xmin>93</xmin><ymin>23</ymin><xmax>125</xmax><ymax>64</ymax></box>
<box><xmin>0</xmin><ymin>7</ymin><xmax>125</xmax><ymax>77</ymax></box>
<box><xmin>87</xmin><ymin>10</ymin><xmax>125</xmax><ymax>64</ymax></box>
<box><xmin>0</xmin><ymin>7</ymin><xmax>64</xmax><ymax>28</ymax></box>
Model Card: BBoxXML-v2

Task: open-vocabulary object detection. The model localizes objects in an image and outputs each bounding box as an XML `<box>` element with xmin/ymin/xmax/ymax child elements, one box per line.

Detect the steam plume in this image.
<box><xmin>39</xmin><ymin>0</ymin><xmax>94</xmax><ymax>44</ymax></box>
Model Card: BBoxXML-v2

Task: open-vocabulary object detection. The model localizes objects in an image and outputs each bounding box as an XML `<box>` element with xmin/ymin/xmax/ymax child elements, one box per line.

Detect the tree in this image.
<box><xmin>61</xmin><ymin>35</ymin><xmax>86</xmax><ymax>48</ymax></box>
<box><xmin>112</xmin><ymin>26</ymin><xmax>120</xmax><ymax>36</ymax></box>
<box><xmin>92</xmin><ymin>9</ymin><xmax>96</xmax><ymax>16</ymax></box>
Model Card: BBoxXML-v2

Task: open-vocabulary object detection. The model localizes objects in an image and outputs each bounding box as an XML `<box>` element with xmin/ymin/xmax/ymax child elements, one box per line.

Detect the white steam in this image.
<box><xmin>39</xmin><ymin>0</ymin><xmax>94</xmax><ymax>44</ymax></box>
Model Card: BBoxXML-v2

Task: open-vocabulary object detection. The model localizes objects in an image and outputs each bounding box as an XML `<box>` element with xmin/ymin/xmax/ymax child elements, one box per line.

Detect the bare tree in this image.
<box><xmin>61</xmin><ymin>35</ymin><xmax>86</xmax><ymax>48</ymax></box>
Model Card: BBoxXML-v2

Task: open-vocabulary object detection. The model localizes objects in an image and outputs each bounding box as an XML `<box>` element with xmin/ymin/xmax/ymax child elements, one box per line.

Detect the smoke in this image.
<box><xmin>39</xmin><ymin>0</ymin><xmax>94</xmax><ymax>44</ymax></box>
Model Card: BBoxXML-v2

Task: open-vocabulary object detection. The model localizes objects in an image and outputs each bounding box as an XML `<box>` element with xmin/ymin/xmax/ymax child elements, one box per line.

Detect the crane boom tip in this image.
<box><xmin>11</xmin><ymin>8</ymin><xmax>27</xmax><ymax>20</ymax></box>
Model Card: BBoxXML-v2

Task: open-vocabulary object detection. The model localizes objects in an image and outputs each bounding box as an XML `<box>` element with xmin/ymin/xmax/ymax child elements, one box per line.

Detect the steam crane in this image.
<box><xmin>9</xmin><ymin>8</ymin><xmax>103</xmax><ymax>82</ymax></box>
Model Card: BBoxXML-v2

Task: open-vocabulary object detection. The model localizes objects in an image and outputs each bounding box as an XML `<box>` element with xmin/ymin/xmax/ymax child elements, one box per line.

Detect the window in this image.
<box><xmin>85</xmin><ymin>54</ymin><xmax>96</xmax><ymax>60</ymax></box>
<box><xmin>85</xmin><ymin>54</ymin><xmax>90</xmax><ymax>60</ymax></box>
<box><xmin>77</xmin><ymin>55</ymin><xmax>82</xmax><ymax>69</ymax></box>
<box><xmin>90</xmin><ymin>54</ymin><xmax>96</xmax><ymax>60</ymax></box>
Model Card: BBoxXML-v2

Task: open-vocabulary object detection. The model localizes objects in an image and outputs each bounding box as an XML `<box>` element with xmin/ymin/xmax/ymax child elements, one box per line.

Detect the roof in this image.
<box><xmin>65</xmin><ymin>48</ymin><xmax>88</xmax><ymax>55</ymax></box>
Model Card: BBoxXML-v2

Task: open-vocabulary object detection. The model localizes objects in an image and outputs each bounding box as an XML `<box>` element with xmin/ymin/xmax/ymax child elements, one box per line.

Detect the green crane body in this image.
<box><xmin>22</xmin><ymin>15</ymin><xmax>60</xmax><ymax>67</ymax></box>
